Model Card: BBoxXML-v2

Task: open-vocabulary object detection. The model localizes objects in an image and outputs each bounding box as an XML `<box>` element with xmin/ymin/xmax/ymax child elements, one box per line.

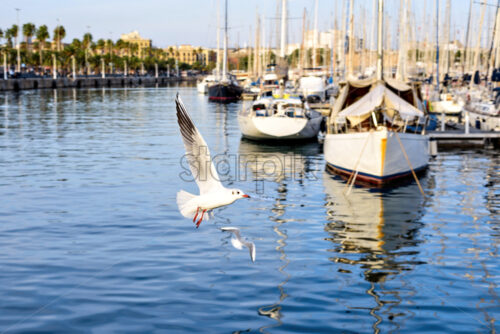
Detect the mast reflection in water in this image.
<box><xmin>323</xmin><ymin>172</ymin><xmax>430</xmax><ymax>332</ymax></box>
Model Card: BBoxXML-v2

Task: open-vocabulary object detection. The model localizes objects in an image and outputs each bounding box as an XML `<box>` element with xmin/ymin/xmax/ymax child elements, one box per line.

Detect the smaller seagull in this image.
<box><xmin>221</xmin><ymin>227</ymin><xmax>256</xmax><ymax>262</ymax></box>
<box><xmin>175</xmin><ymin>94</ymin><xmax>250</xmax><ymax>228</ymax></box>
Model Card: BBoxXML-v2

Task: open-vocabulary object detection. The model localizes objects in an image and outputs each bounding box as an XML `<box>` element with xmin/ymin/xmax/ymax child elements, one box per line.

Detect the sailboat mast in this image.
<box><xmin>371</xmin><ymin>0</ymin><xmax>377</xmax><ymax>70</ymax></box>
<box><xmin>331</xmin><ymin>15</ymin><xmax>337</xmax><ymax>78</ymax></box>
<box><xmin>471</xmin><ymin>0</ymin><xmax>487</xmax><ymax>87</ymax></box>
<box><xmin>486</xmin><ymin>0</ymin><xmax>500</xmax><ymax>80</ymax></box>
<box><xmin>216</xmin><ymin>0</ymin><xmax>221</xmax><ymax>80</ymax></box>
<box><xmin>280</xmin><ymin>0</ymin><xmax>287</xmax><ymax>58</ymax></box>
<box><xmin>435</xmin><ymin>0</ymin><xmax>440</xmax><ymax>92</ymax></box>
<box><xmin>377</xmin><ymin>0</ymin><xmax>384</xmax><ymax>80</ymax></box>
<box><xmin>300</xmin><ymin>8</ymin><xmax>306</xmax><ymax>72</ymax></box>
<box><xmin>463</xmin><ymin>0</ymin><xmax>473</xmax><ymax>75</ymax></box>
<box><xmin>348</xmin><ymin>0</ymin><xmax>354</xmax><ymax>77</ymax></box>
<box><xmin>261</xmin><ymin>14</ymin><xmax>266</xmax><ymax>76</ymax></box>
<box><xmin>396</xmin><ymin>0</ymin><xmax>406</xmax><ymax>81</ymax></box>
<box><xmin>313</xmin><ymin>0</ymin><xmax>319</xmax><ymax>67</ymax></box>
<box><xmin>495</xmin><ymin>3</ymin><xmax>500</xmax><ymax>68</ymax></box>
<box><xmin>340</xmin><ymin>0</ymin><xmax>346</xmax><ymax>78</ymax></box>
<box><xmin>222</xmin><ymin>0</ymin><xmax>228</xmax><ymax>79</ymax></box>
<box><xmin>254</xmin><ymin>12</ymin><xmax>259</xmax><ymax>78</ymax></box>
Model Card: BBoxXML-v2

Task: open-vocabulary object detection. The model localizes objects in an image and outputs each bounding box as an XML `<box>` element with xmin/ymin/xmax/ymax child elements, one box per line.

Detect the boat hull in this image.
<box><xmin>465</xmin><ymin>106</ymin><xmax>500</xmax><ymax>131</ymax></box>
<box><xmin>238</xmin><ymin>114</ymin><xmax>323</xmax><ymax>141</ymax></box>
<box><xmin>208</xmin><ymin>83</ymin><xmax>243</xmax><ymax>102</ymax></box>
<box><xmin>324</xmin><ymin>128</ymin><xmax>429</xmax><ymax>185</ymax></box>
<box><xmin>197</xmin><ymin>82</ymin><xmax>208</xmax><ymax>94</ymax></box>
<box><xmin>430</xmin><ymin>100</ymin><xmax>463</xmax><ymax>123</ymax></box>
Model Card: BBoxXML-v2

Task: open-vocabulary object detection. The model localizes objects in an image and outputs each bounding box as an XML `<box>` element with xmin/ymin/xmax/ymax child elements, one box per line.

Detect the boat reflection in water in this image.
<box><xmin>323</xmin><ymin>171</ymin><xmax>429</xmax><ymax>331</ymax></box>
<box><xmin>238</xmin><ymin>139</ymin><xmax>320</xmax><ymax>332</ymax></box>
<box><xmin>238</xmin><ymin>138</ymin><xmax>320</xmax><ymax>187</ymax></box>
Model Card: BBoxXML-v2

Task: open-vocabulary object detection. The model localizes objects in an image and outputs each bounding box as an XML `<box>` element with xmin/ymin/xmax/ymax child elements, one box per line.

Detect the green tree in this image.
<box><xmin>53</xmin><ymin>25</ymin><xmax>66</xmax><ymax>51</ymax></box>
<box><xmin>36</xmin><ymin>25</ymin><xmax>49</xmax><ymax>66</ymax></box>
<box><xmin>5</xmin><ymin>29</ymin><xmax>13</xmax><ymax>48</ymax></box>
<box><xmin>22</xmin><ymin>23</ymin><xmax>36</xmax><ymax>53</ymax></box>
<box><xmin>10</xmin><ymin>25</ymin><xmax>18</xmax><ymax>48</ymax></box>
<box><xmin>82</xmin><ymin>33</ymin><xmax>92</xmax><ymax>50</ymax></box>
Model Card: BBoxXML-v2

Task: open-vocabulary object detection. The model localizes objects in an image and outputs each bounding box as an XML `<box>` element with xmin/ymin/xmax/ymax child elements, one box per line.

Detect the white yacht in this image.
<box><xmin>464</xmin><ymin>100</ymin><xmax>500</xmax><ymax>131</ymax></box>
<box><xmin>238</xmin><ymin>96</ymin><xmax>323</xmax><ymax>141</ymax></box>
<box><xmin>430</xmin><ymin>92</ymin><xmax>464</xmax><ymax>123</ymax></box>
<box><xmin>197</xmin><ymin>75</ymin><xmax>216</xmax><ymax>94</ymax></box>
<box><xmin>299</xmin><ymin>74</ymin><xmax>326</xmax><ymax>103</ymax></box>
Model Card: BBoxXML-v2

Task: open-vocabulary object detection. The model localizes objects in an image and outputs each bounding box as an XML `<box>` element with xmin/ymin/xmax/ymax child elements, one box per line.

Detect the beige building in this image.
<box><xmin>120</xmin><ymin>31</ymin><xmax>152</xmax><ymax>49</ymax></box>
<box><xmin>164</xmin><ymin>45</ymin><xmax>212</xmax><ymax>66</ymax></box>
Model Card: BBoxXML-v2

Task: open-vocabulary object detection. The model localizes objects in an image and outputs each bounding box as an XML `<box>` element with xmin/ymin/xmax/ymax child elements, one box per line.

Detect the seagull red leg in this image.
<box><xmin>193</xmin><ymin>207</ymin><xmax>200</xmax><ymax>223</ymax></box>
<box><xmin>196</xmin><ymin>209</ymin><xmax>207</xmax><ymax>228</ymax></box>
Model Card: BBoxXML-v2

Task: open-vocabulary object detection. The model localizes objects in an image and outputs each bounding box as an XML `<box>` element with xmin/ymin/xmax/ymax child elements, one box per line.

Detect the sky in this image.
<box><xmin>0</xmin><ymin>0</ymin><xmax>495</xmax><ymax>49</ymax></box>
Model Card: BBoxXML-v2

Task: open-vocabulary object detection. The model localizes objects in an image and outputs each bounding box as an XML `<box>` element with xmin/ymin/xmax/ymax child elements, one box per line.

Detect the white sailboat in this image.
<box><xmin>237</xmin><ymin>0</ymin><xmax>323</xmax><ymax>142</ymax></box>
<box><xmin>197</xmin><ymin>75</ymin><xmax>217</xmax><ymax>94</ymax></box>
<box><xmin>430</xmin><ymin>92</ymin><xmax>464</xmax><ymax>123</ymax></box>
<box><xmin>464</xmin><ymin>100</ymin><xmax>500</xmax><ymax>131</ymax></box>
<box><xmin>323</xmin><ymin>0</ymin><xmax>429</xmax><ymax>186</ymax></box>
<box><xmin>238</xmin><ymin>96</ymin><xmax>323</xmax><ymax>141</ymax></box>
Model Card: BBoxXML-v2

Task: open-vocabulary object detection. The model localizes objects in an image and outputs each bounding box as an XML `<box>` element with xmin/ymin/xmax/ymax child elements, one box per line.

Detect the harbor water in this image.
<box><xmin>0</xmin><ymin>85</ymin><xmax>498</xmax><ymax>333</ymax></box>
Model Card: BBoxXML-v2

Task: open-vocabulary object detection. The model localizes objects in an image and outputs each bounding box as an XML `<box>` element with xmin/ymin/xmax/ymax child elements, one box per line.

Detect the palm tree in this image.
<box><xmin>106</xmin><ymin>39</ymin><xmax>113</xmax><ymax>56</ymax></box>
<box><xmin>22</xmin><ymin>23</ymin><xmax>36</xmax><ymax>53</ymax></box>
<box><xmin>11</xmin><ymin>25</ymin><xmax>20</xmax><ymax>72</ymax></box>
<box><xmin>82</xmin><ymin>33</ymin><xmax>92</xmax><ymax>74</ymax></box>
<box><xmin>130</xmin><ymin>43</ymin><xmax>139</xmax><ymax>58</ymax></box>
<box><xmin>96</xmin><ymin>39</ymin><xmax>105</xmax><ymax>55</ymax></box>
<box><xmin>53</xmin><ymin>25</ymin><xmax>66</xmax><ymax>51</ymax></box>
<box><xmin>82</xmin><ymin>33</ymin><xmax>92</xmax><ymax>50</ymax></box>
<box><xmin>10</xmin><ymin>25</ymin><xmax>18</xmax><ymax>48</ymax></box>
<box><xmin>5</xmin><ymin>29</ymin><xmax>13</xmax><ymax>48</ymax></box>
<box><xmin>36</xmin><ymin>25</ymin><xmax>49</xmax><ymax>66</ymax></box>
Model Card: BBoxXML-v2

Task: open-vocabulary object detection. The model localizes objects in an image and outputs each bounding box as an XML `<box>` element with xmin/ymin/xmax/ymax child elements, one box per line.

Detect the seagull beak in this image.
<box><xmin>242</xmin><ymin>194</ymin><xmax>250</xmax><ymax>198</ymax></box>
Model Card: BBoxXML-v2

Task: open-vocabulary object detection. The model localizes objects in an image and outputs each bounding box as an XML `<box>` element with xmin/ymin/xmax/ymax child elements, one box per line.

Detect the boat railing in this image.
<box><xmin>331</xmin><ymin>107</ymin><xmax>427</xmax><ymax>134</ymax></box>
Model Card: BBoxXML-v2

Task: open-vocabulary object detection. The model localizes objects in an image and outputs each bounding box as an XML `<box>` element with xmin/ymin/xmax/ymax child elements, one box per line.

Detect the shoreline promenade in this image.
<box><xmin>0</xmin><ymin>75</ymin><xmax>200</xmax><ymax>91</ymax></box>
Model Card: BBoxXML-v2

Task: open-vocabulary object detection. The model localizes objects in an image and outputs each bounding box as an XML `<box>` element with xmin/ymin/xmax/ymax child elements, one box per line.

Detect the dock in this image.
<box><xmin>0</xmin><ymin>76</ymin><xmax>199</xmax><ymax>92</ymax></box>
<box><xmin>308</xmin><ymin>102</ymin><xmax>332</xmax><ymax>116</ymax></box>
<box><xmin>428</xmin><ymin>129</ymin><xmax>500</xmax><ymax>150</ymax></box>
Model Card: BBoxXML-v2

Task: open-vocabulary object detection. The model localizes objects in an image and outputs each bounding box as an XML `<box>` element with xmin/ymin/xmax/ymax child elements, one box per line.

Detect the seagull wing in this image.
<box><xmin>221</xmin><ymin>227</ymin><xmax>241</xmax><ymax>239</ymax></box>
<box><xmin>176</xmin><ymin>94</ymin><xmax>224</xmax><ymax>194</ymax></box>
<box><xmin>245</xmin><ymin>241</ymin><xmax>256</xmax><ymax>262</ymax></box>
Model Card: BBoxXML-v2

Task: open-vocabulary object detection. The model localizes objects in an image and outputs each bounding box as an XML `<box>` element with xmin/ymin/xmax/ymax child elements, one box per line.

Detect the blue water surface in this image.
<box><xmin>0</xmin><ymin>85</ymin><xmax>498</xmax><ymax>333</ymax></box>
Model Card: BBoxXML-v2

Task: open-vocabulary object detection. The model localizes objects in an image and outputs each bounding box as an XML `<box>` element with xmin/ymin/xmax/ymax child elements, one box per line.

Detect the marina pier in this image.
<box><xmin>0</xmin><ymin>75</ymin><xmax>199</xmax><ymax>91</ymax></box>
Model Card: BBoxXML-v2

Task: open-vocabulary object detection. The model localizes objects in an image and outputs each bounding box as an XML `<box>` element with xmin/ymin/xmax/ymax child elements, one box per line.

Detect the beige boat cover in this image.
<box><xmin>337</xmin><ymin>83</ymin><xmax>424</xmax><ymax>126</ymax></box>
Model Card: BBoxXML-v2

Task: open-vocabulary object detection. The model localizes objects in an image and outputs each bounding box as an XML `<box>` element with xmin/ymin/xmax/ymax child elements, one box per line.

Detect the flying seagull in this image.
<box><xmin>221</xmin><ymin>227</ymin><xmax>256</xmax><ymax>262</ymax></box>
<box><xmin>175</xmin><ymin>94</ymin><xmax>250</xmax><ymax>228</ymax></box>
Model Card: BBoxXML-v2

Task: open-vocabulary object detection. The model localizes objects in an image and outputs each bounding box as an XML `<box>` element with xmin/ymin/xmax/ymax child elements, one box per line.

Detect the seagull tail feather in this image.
<box><xmin>176</xmin><ymin>190</ymin><xmax>198</xmax><ymax>219</ymax></box>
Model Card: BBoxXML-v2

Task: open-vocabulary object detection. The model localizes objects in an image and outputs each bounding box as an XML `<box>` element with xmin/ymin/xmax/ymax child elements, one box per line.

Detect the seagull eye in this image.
<box><xmin>237</xmin><ymin>191</ymin><xmax>240</xmax><ymax>194</ymax></box>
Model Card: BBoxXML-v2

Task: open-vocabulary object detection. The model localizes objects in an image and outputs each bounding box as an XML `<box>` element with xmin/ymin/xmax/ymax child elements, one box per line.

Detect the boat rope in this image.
<box><xmin>344</xmin><ymin>130</ymin><xmax>372</xmax><ymax>195</ymax></box>
<box><xmin>394</xmin><ymin>132</ymin><xmax>426</xmax><ymax>197</ymax></box>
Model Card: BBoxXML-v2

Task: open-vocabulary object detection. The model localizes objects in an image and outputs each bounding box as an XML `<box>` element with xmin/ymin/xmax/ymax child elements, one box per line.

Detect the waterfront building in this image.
<box><xmin>120</xmin><ymin>31</ymin><xmax>152</xmax><ymax>56</ymax></box>
<box><xmin>164</xmin><ymin>45</ymin><xmax>213</xmax><ymax>66</ymax></box>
